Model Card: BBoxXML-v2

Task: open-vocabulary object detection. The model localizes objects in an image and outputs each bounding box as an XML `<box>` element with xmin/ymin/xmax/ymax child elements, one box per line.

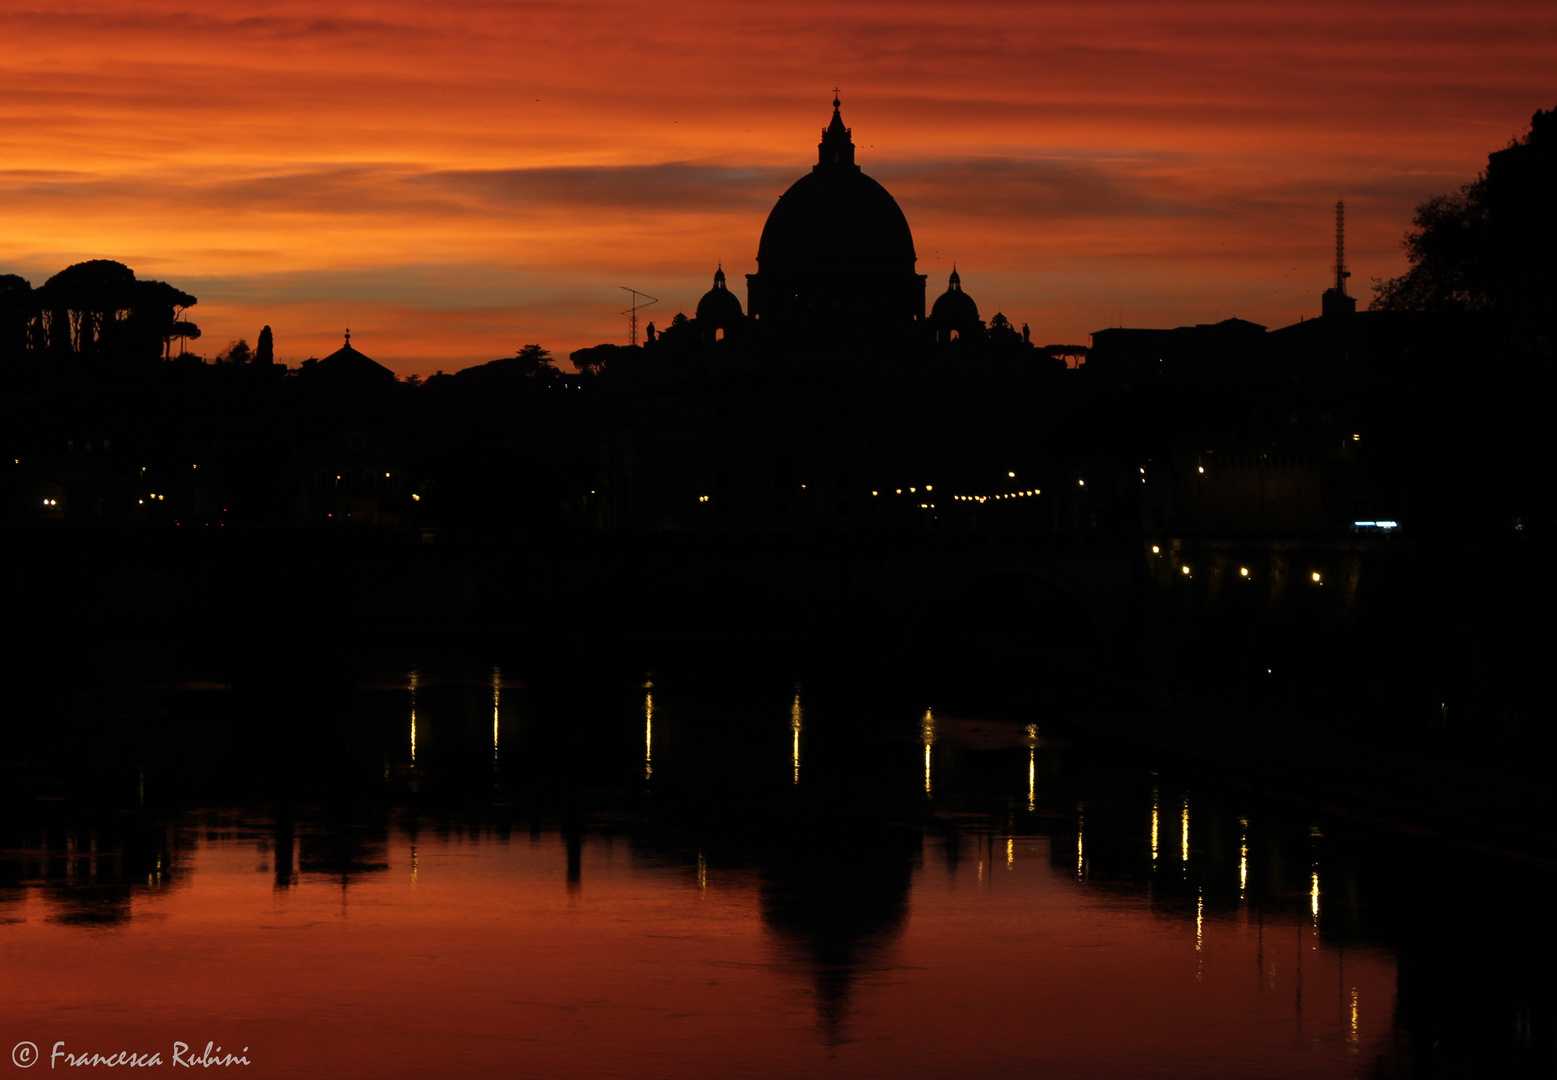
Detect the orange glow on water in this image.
<box><xmin>0</xmin><ymin>824</ymin><xmax>1398</xmax><ymax>1078</ymax></box>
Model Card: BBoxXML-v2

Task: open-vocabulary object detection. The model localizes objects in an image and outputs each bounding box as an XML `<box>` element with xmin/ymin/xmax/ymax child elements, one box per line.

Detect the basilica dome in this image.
<box><xmin>745</xmin><ymin>97</ymin><xmax>926</xmax><ymax>342</ymax></box>
<box><xmin>929</xmin><ymin>268</ymin><xmax>982</xmax><ymax>342</ymax></box>
<box><xmin>756</xmin><ymin>115</ymin><xmax>917</xmax><ymax>276</ymax></box>
<box><xmin>694</xmin><ymin>265</ymin><xmax>744</xmax><ymax>342</ymax></box>
<box><xmin>695</xmin><ymin>266</ymin><xmax>744</xmax><ymax>323</ymax></box>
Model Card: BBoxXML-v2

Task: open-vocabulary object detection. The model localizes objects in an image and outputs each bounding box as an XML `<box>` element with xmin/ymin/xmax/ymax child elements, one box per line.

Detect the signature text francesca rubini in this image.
<box><xmin>43</xmin><ymin>1042</ymin><xmax>250</xmax><ymax>1068</ymax></box>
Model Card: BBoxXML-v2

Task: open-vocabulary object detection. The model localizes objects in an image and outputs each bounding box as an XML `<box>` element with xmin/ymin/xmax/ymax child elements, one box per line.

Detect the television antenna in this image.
<box><xmin>1333</xmin><ymin>200</ymin><xmax>1351</xmax><ymax>294</ymax></box>
<box><xmin>619</xmin><ymin>287</ymin><xmax>659</xmax><ymax>346</ymax></box>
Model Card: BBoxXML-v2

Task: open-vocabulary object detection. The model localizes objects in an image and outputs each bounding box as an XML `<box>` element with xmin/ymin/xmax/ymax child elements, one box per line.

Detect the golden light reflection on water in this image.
<box><xmin>644</xmin><ymin>685</ymin><xmax>653</xmax><ymax>780</ymax></box>
<box><xmin>409</xmin><ymin>668</ymin><xmax>419</xmax><ymax>764</ymax></box>
<box><xmin>1181</xmin><ymin>796</ymin><xmax>1190</xmax><ymax>865</ymax></box>
<box><xmin>790</xmin><ymin>693</ymin><xmax>802</xmax><ymax>785</ymax></box>
<box><xmin>921</xmin><ymin>708</ymin><xmax>935</xmax><ymax>795</ymax></box>
<box><xmin>492</xmin><ymin>666</ymin><xmax>501</xmax><ymax>767</ymax></box>
<box><xmin>1006</xmin><ymin>837</ymin><xmax>1014</xmax><ymax>868</ymax></box>
<box><xmin>1195</xmin><ymin>887</ymin><xmax>1205</xmax><ymax>980</ymax></box>
<box><xmin>1310</xmin><ymin>822</ymin><xmax>1322</xmax><ymax>925</ymax></box>
<box><xmin>1150</xmin><ymin>788</ymin><xmax>1159</xmax><ymax>865</ymax></box>
<box><xmin>1025</xmin><ymin>724</ymin><xmax>1038</xmax><ymax>812</ymax></box>
<box><xmin>1076</xmin><ymin>804</ymin><xmax>1085</xmax><ymax>878</ymax></box>
<box><xmin>1239</xmin><ymin>818</ymin><xmax>1249</xmax><ymax>895</ymax></box>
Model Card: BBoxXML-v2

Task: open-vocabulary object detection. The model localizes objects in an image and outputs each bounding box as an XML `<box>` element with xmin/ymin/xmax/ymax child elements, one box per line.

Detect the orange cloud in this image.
<box><xmin>2</xmin><ymin>0</ymin><xmax>1554</xmax><ymax>371</ymax></box>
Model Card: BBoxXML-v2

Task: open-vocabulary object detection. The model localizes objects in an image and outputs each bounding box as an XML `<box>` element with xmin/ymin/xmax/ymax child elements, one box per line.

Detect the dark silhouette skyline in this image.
<box><xmin>3</xmin><ymin>0</ymin><xmax>1555</xmax><ymax>1065</ymax></box>
<box><xmin>2</xmin><ymin>103</ymin><xmax>1551</xmax><ymax>748</ymax></box>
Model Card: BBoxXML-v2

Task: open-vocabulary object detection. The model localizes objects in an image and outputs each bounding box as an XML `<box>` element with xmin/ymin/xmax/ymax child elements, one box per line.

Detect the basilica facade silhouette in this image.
<box><xmin>662</xmin><ymin>96</ymin><xmax>1016</xmax><ymax>361</ymax></box>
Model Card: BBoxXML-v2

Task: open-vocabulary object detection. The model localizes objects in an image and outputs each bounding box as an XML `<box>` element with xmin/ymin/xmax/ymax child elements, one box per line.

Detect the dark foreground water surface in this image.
<box><xmin>0</xmin><ymin>643</ymin><xmax>1550</xmax><ymax>1079</ymax></box>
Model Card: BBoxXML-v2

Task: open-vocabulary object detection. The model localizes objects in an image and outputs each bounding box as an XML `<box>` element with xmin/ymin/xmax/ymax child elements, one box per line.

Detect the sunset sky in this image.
<box><xmin>2</xmin><ymin>0</ymin><xmax>1553</xmax><ymax>375</ymax></box>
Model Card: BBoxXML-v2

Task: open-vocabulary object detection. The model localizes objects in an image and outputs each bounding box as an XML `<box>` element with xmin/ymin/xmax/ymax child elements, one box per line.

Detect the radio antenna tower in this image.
<box><xmin>618</xmin><ymin>286</ymin><xmax>659</xmax><ymax>346</ymax></box>
<box><xmin>1333</xmin><ymin>200</ymin><xmax>1351</xmax><ymax>295</ymax></box>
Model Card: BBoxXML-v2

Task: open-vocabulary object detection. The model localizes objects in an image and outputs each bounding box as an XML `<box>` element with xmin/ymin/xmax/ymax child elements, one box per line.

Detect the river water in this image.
<box><xmin>0</xmin><ymin>647</ymin><xmax>1549</xmax><ymax>1078</ymax></box>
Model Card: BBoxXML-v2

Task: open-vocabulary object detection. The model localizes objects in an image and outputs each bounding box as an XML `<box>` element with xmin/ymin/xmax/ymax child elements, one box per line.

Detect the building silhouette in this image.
<box><xmin>745</xmin><ymin>96</ymin><xmax>926</xmax><ymax>346</ymax></box>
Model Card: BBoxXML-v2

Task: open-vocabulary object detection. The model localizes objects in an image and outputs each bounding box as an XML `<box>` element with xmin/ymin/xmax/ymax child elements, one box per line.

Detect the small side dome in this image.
<box><xmin>695</xmin><ymin>266</ymin><xmax>744</xmax><ymax>340</ymax></box>
<box><xmin>929</xmin><ymin>269</ymin><xmax>981</xmax><ymax>342</ymax></box>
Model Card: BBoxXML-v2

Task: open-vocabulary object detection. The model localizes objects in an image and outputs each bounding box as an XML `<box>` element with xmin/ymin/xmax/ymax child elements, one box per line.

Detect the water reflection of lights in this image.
<box><xmin>1006</xmin><ymin>838</ymin><xmax>1014</xmax><ymax>868</ymax></box>
<box><xmin>696</xmin><ymin>850</ymin><xmax>707</xmax><ymax>893</ymax></box>
<box><xmin>921</xmin><ymin>709</ymin><xmax>935</xmax><ymax>795</ymax></box>
<box><xmin>411</xmin><ymin>843</ymin><xmax>419</xmax><ymax>886</ymax></box>
<box><xmin>492</xmin><ymin>666</ymin><xmax>501</xmax><ymax>767</ymax></box>
<box><xmin>1076</xmin><ymin>804</ymin><xmax>1085</xmax><ymax>878</ymax></box>
<box><xmin>644</xmin><ymin>688</ymin><xmax>653</xmax><ymax>780</ymax></box>
<box><xmin>1181</xmin><ymin>796</ymin><xmax>1190</xmax><ymax>865</ymax></box>
<box><xmin>1310</xmin><ymin>823</ymin><xmax>1322</xmax><ymax>923</ymax></box>
<box><xmin>1150</xmin><ymin>789</ymin><xmax>1159</xmax><ymax>865</ymax></box>
<box><xmin>1195</xmin><ymin>889</ymin><xmax>1205</xmax><ymax>982</ymax></box>
<box><xmin>1349</xmin><ymin>988</ymin><xmax>1359</xmax><ymax>1045</ymax></box>
<box><xmin>1238</xmin><ymin>816</ymin><xmax>1248</xmax><ymax>894</ymax></box>
<box><xmin>1026</xmin><ymin>725</ymin><xmax>1038</xmax><ymax>811</ymax></box>
<box><xmin>791</xmin><ymin>693</ymin><xmax>802</xmax><ymax>784</ymax></box>
<box><xmin>409</xmin><ymin>668</ymin><xmax>419</xmax><ymax>764</ymax></box>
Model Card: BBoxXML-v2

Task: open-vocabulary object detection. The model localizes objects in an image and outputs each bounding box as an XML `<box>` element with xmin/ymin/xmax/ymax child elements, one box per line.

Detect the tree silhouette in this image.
<box><xmin>171</xmin><ymin>320</ymin><xmax>201</xmax><ymax>356</ymax></box>
<box><xmin>30</xmin><ymin>260</ymin><xmax>198</xmax><ymax>361</ymax></box>
<box><xmin>0</xmin><ymin>274</ymin><xmax>31</xmax><ymax>363</ymax></box>
<box><xmin>1373</xmin><ymin>105</ymin><xmax>1555</xmax><ymax>349</ymax></box>
<box><xmin>570</xmin><ymin>342</ymin><xmax>639</xmax><ymax>380</ymax></box>
<box><xmin>1370</xmin><ymin>189</ymin><xmax>1490</xmax><ymax>312</ymax></box>
<box><xmin>35</xmin><ymin>260</ymin><xmax>135</xmax><ymax>355</ymax></box>
<box><xmin>514</xmin><ymin>343</ymin><xmax>554</xmax><ymax>372</ymax></box>
<box><xmin>507</xmin><ymin>343</ymin><xmax>561</xmax><ymax>384</ymax></box>
<box><xmin>255</xmin><ymin>325</ymin><xmax>274</xmax><ymax>365</ymax></box>
<box><xmin>218</xmin><ymin>339</ymin><xmax>252</xmax><ymax>365</ymax></box>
